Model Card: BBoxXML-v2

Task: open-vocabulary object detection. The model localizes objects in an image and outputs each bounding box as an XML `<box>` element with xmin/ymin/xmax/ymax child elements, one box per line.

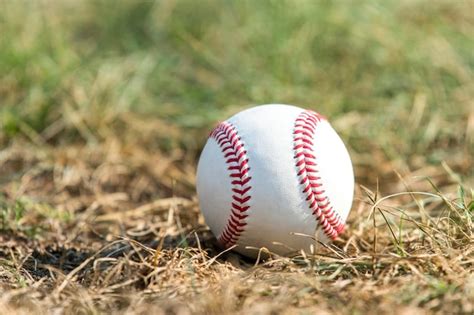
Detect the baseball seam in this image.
<box><xmin>210</xmin><ymin>122</ymin><xmax>252</xmax><ymax>247</ymax></box>
<box><xmin>293</xmin><ymin>110</ymin><xmax>345</xmax><ymax>239</ymax></box>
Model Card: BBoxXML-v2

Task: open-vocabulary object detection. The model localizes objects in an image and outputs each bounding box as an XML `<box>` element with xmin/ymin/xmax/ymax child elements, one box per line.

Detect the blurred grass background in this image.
<box><xmin>1</xmin><ymin>0</ymin><xmax>472</xmax><ymax>170</ymax></box>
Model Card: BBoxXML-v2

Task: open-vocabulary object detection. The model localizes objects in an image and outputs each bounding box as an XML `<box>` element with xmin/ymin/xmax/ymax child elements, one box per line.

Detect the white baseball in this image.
<box><xmin>196</xmin><ymin>104</ymin><xmax>354</xmax><ymax>257</ymax></box>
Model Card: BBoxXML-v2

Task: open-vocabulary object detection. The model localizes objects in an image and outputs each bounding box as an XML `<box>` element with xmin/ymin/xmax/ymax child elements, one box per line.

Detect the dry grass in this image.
<box><xmin>0</xmin><ymin>117</ymin><xmax>472</xmax><ymax>314</ymax></box>
<box><xmin>0</xmin><ymin>0</ymin><xmax>473</xmax><ymax>314</ymax></box>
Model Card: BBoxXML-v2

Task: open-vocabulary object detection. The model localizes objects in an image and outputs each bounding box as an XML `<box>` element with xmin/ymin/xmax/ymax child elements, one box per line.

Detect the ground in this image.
<box><xmin>0</xmin><ymin>1</ymin><xmax>473</xmax><ymax>314</ymax></box>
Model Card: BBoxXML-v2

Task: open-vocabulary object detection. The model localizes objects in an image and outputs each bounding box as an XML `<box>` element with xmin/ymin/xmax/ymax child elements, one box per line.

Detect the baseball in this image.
<box><xmin>196</xmin><ymin>104</ymin><xmax>354</xmax><ymax>257</ymax></box>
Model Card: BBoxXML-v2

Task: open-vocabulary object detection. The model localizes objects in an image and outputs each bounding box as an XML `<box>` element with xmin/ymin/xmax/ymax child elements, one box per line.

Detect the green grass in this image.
<box><xmin>0</xmin><ymin>195</ymin><xmax>72</xmax><ymax>238</ymax></box>
<box><xmin>1</xmin><ymin>1</ymin><xmax>472</xmax><ymax>153</ymax></box>
<box><xmin>0</xmin><ymin>0</ymin><xmax>473</xmax><ymax>314</ymax></box>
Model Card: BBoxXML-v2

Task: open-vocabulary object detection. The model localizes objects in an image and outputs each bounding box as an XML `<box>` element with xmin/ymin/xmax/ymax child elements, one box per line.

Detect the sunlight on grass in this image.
<box><xmin>0</xmin><ymin>0</ymin><xmax>472</xmax><ymax>314</ymax></box>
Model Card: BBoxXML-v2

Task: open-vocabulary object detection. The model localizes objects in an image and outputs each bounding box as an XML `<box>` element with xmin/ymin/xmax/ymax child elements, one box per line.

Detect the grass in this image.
<box><xmin>0</xmin><ymin>0</ymin><xmax>473</xmax><ymax>314</ymax></box>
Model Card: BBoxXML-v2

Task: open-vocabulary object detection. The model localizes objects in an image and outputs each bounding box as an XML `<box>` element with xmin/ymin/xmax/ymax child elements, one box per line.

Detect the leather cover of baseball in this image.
<box><xmin>197</xmin><ymin>104</ymin><xmax>354</xmax><ymax>257</ymax></box>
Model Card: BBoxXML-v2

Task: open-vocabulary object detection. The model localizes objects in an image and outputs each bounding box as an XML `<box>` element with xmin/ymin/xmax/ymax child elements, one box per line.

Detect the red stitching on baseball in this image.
<box><xmin>210</xmin><ymin>122</ymin><xmax>252</xmax><ymax>248</ymax></box>
<box><xmin>293</xmin><ymin>111</ymin><xmax>345</xmax><ymax>239</ymax></box>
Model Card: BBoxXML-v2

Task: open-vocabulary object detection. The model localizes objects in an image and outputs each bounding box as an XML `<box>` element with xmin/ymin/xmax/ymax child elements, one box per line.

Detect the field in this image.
<box><xmin>0</xmin><ymin>0</ymin><xmax>473</xmax><ymax>314</ymax></box>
